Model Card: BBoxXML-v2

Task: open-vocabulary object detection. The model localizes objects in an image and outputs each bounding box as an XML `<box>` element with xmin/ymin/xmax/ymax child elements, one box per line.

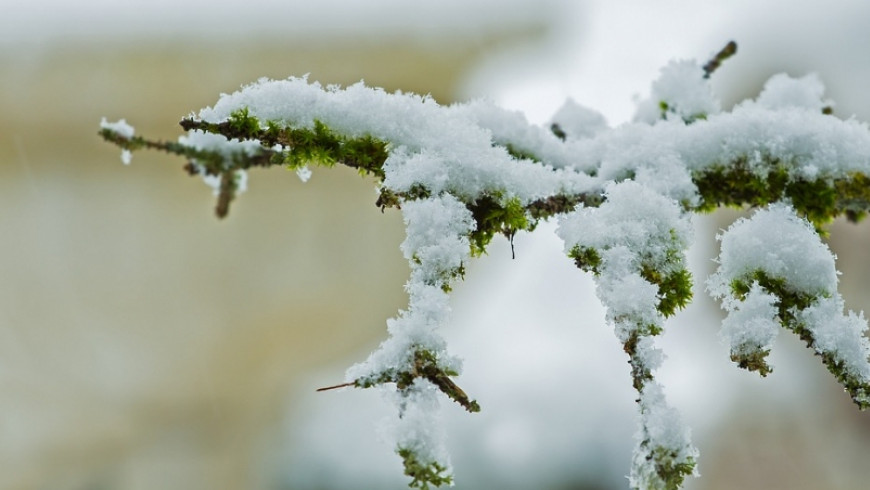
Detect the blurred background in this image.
<box><xmin>2</xmin><ymin>1</ymin><xmax>870</xmax><ymax>489</ymax></box>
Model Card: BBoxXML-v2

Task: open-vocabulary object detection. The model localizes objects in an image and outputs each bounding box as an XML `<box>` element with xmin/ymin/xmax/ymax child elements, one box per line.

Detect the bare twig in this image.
<box><xmin>703</xmin><ymin>40</ymin><xmax>738</xmax><ymax>78</ymax></box>
<box><xmin>316</xmin><ymin>381</ymin><xmax>356</xmax><ymax>392</ymax></box>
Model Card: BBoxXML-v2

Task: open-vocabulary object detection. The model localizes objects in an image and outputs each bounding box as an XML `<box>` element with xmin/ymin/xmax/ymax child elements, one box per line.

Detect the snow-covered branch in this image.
<box><xmin>99</xmin><ymin>43</ymin><xmax>870</xmax><ymax>490</ymax></box>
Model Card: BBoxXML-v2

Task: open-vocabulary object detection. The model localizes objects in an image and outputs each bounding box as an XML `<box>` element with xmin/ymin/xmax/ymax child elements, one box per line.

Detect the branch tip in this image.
<box><xmin>703</xmin><ymin>40</ymin><xmax>738</xmax><ymax>78</ymax></box>
<box><xmin>316</xmin><ymin>381</ymin><xmax>357</xmax><ymax>392</ymax></box>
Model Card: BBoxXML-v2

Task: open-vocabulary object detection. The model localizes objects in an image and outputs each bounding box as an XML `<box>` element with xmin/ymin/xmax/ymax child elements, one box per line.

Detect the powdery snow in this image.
<box><xmin>629</xmin><ymin>382</ymin><xmax>699</xmax><ymax>489</ymax></box>
<box><xmin>708</xmin><ymin>203</ymin><xmax>838</xmax><ymax>298</ymax></box>
<box><xmin>557</xmin><ymin>180</ymin><xmax>691</xmax><ymax>275</ymax></box>
<box><xmin>718</xmin><ymin>282</ymin><xmax>781</xmax><ymax>359</ymax></box>
<box><xmin>754</xmin><ymin>73</ymin><xmax>832</xmax><ymax>112</ymax></box>
<box><xmin>182</xmin><ymin>71</ymin><xmax>870</xmax><ymax>211</ymax></box>
<box><xmin>634</xmin><ymin>59</ymin><xmax>720</xmax><ymax>123</ymax></box>
<box><xmin>198</xmin><ymin>77</ymin><xmax>596</xmax><ymax>204</ymax></box>
<box><xmin>549</xmin><ymin>98</ymin><xmax>609</xmax><ymax>140</ymax></box>
<box><xmin>798</xmin><ymin>296</ymin><xmax>870</xmax><ymax>382</ymax></box>
<box><xmin>100</xmin><ymin>117</ymin><xmax>135</xmax><ymax>138</ymax></box>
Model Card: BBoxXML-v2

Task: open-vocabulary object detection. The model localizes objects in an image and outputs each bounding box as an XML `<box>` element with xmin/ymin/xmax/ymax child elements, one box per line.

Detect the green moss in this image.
<box><xmin>406</xmin><ymin>184</ymin><xmax>433</xmax><ymax>201</ymax></box>
<box><xmin>640</xmin><ymin>265</ymin><xmax>693</xmax><ymax>318</ymax></box>
<box><xmin>785</xmin><ymin>178</ymin><xmax>838</xmax><ymax>231</ymax></box>
<box><xmin>375</xmin><ymin>188</ymin><xmax>401</xmax><ymax>211</ymax></box>
<box><xmin>528</xmin><ymin>194</ymin><xmax>591</xmax><ymax>222</ymax></box>
<box><xmin>568</xmin><ymin>245</ymin><xmax>602</xmax><ymax>274</ymax></box>
<box><xmin>693</xmin><ymin>159</ymin><xmax>790</xmax><ymax>213</ymax></box>
<box><xmin>835</xmin><ymin>172</ymin><xmax>870</xmax><ymax>222</ymax></box>
<box><xmin>227</xmin><ymin>107</ymin><xmax>262</xmax><ymax>139</ymax></box>
<box><xmin>693</xmin><ymin>159</ymin><xmax>870</xmax><ymax>230</ymax></box>
<box><xmin>568</xmin><ymin>241</ymin><xmax>691</xmax><ymax>318</ymax></box>
<box><xmin>648</xmin><ymin>446</ymin><xmax>697</xmax><ymax>490</ymax></box>
<box><xmin>396</xmin><ymin>448</ymin><xmax>453</xmax><ymax>489</ymax></box>
<box><xmin>730</xmin><ymin>270</ymin><xmax>870</xmax><ymax>409</ymax></box>
<box><xmin>623</xmin><ymin>329</ymin><xmax>662</xmax><ymax>392</ymax></box>
<box><xmin>729</xmin><ymin>271</ymin><xmax>818</xmax><ymax>317</ymax></box>
<box><xmin>467</xmin><ymin>194</ymin><xmax>531</xmax><ymax>257</ymax></box>
<box><xmin>659</xmin><ymin>101</ymin><xmax>670</xmax><ymax>119</ymax></box>
<box><xmin>730</xmin><ymin>349</ymin><xmax>773</xmax><ymax>377</ymax></box>
<box><xmin>409</xmin><ymin>253</ymin><xmax>464</xmax><ymax>292</ymax></box>
<box><xmin>503</xmin><ymin>143</ymin><xmax>540</xmax><ymax>162</ymax></box>
<box><xmin>274</xmin><ymin>121</ymin><xmax>389</xmax><ymax>179</ymax></box>
<box><xmin>178</xmin><ymin>116</ymin><xmax>390</xmax><ymax>179</ymax></box>
<box><xmin>658</xmin><ymin>100</ymin><xmax>707</xmax><ymax>123</ymax></box>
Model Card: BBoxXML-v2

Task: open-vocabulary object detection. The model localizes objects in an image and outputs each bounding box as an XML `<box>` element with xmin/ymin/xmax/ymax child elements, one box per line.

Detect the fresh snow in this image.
<box><xmin>100</xmin><ymin>117</ymin><xmax>135</xmax><ymax>139</ymax></box>
<box><xmin>708</xmin><ymin>203</ymin><xmax>838</xmax><ymax>298</ymax></box>
<box><xmin>634</xmin><ymin>60</ymin><xmax>720</xmax><ymax>123</ymax></box>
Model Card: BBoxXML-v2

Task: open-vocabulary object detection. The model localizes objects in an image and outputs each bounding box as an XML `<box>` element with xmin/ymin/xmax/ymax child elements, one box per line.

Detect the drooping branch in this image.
<box><xmin>708</xmin><ymin>204</ymin><xmax>870</xmax><ymax>410</ymax></box>
<box><xmin>558</xmin><ymin>181</ymin><xmax>698</xmax><ymax>488</ymax></box>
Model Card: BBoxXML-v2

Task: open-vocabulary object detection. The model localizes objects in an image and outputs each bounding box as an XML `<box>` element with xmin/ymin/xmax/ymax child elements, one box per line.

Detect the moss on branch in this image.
<box><xmin>692</xmin><ymin>160</ymin><xmax>870</xmax><ymax>230</ymax></box>
<box><xmin>396</xmin><ymin>448</ymin><xmax>453</xmax><ymax>489</ymax></box>
<box><xmin>181</xmin><ymin>109</ymin><xmax>390</xmax><ymax>179</ymax></box>
<box><xmin>730</xmin><ymin>270</ymin><xmax>870</xmax><ymax>409</ymax></box>
<box><xmin>466</xmin><ymin>194</ymin><xmax>531</xmax><ymax>257</ymax></box>
<box><xmin>103</xmin><ymin>111</ymin><xmax>870</xmax><ymax>238</ymax></box>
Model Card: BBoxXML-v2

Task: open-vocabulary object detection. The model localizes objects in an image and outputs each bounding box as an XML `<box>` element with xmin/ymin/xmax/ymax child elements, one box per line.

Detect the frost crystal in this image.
<box><xmin>349</xmin><ymin>194</ymin><xmax>473</xmax><ymax>375</ymax></box>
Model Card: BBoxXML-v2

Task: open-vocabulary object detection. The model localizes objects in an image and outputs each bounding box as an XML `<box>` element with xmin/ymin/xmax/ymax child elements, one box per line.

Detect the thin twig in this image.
<box><xmin>316</xmin><ymin>381</ymin><xmax>356</xmax><ymax>392</ymax></box>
